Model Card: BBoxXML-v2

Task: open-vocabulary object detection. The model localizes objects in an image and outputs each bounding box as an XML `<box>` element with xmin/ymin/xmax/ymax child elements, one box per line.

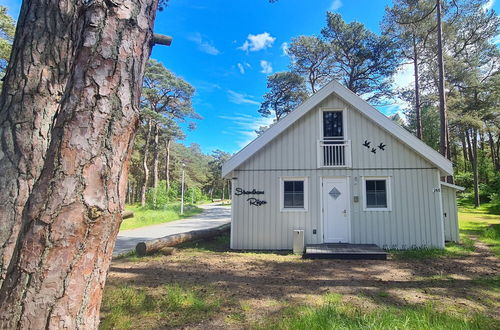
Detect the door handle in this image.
<box><xmin>343</xmin><ymin>209</ymin><xmax>347</xmax><ymax>216</ymax></box>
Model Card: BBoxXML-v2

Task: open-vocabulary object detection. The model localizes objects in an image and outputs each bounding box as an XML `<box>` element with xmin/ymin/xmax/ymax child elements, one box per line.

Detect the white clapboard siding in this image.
<box><xmin>441</xmin><ymin>186</ymin><xmax>460</xmax><ymax>242</ymax></box>
<box><xmin>230</xmin><ymin>94</ymin><xmax>446</xmax><ymax>250</ymax></box>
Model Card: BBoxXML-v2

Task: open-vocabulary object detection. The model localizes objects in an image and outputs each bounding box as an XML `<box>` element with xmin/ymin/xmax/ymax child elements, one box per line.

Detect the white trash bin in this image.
<box><xmin>293</xmin><ymin>230</ymin><xmax>305</xmax><ymax>254</ymax></box>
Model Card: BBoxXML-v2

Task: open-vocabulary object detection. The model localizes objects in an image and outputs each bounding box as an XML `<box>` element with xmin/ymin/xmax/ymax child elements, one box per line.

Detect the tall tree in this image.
<box><xmin>383</xmin><ymin>0</ymin><xmax>436</xmax><ymax>140</ymax></box>
<box><xmin>321</xmin><ymin>12</ymin><xmax>401</xmax><ymax>104</ymax></box>
<box><xmin>288</xmin><ymin>35</ymin><xmax>334</xmax><ymax>93</ymax></box>
<box><xmin>0</xmin><ymin>1</ymin><xmax>87</xmax><ymax>287</ymax></box>
<box><xmin>208</xmin><ymin>150</ymin><xmax>231</xmax><ymax>201</ymax></box>
<box><xmin>0</xmin><ymin>0</ymin><xmax>162</xmax><ymax>327</ymax></box>
<box><xmin>141</xmin><ymin>59</ymin><xmax>196</xmax><ymax>198</ymax></box>
<box><xmin>259</xmin><ymin>71</ymin><xmax>308</xmax><ymax>121</ymax></box>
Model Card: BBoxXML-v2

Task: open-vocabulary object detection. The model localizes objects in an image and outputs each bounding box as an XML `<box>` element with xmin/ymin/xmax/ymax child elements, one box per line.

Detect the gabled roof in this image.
<box><xmin>440</xmin><ymin>182</ymin><xmax>465</xmax><ymax>191</ymax></box>
<box><xmin>222</xmin><ymin>80</ymin><xmax>453</xmax><ymax>177</ymax></box>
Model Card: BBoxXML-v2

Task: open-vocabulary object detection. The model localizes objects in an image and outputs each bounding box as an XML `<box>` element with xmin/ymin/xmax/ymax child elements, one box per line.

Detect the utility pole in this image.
<box><xmin>180</xmin><ymin>163</ymin><xmax>185</xmax><ymax>215</ymax></box>
<box><xmin>436</xmin><ymin>0</ymin><xmax>449</xmax><ymax>159</ymax></box>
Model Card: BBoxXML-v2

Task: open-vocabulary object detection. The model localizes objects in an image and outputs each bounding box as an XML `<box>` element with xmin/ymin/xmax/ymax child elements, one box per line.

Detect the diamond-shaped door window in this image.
<box><xmin>329</xmin><ymin>187</ymin><xmax>341</xmax><ymax>199</ymax></box>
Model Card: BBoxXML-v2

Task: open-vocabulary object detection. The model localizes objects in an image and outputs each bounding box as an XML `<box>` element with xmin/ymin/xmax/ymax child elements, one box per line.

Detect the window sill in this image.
<box><xmin>364</xmin><ymin>208</ymin><xmax>391</xmax><ymax>212</ymax></box>
<box><xmin>280</xmin><ymin>208</ymin><xmax>308</xmax><ymax>213</ymax></box>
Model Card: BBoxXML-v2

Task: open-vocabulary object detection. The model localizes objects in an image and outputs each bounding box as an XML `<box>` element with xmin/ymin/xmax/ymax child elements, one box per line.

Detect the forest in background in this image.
<box><xmin>258</xmin><ymin>0</ymin><xmax>499</xmax><ymax>211</ymax></box>
<box><xmin>0</xmin><ymin>0</ymin><xmax>498</xmax><ymax>211</ymax></box>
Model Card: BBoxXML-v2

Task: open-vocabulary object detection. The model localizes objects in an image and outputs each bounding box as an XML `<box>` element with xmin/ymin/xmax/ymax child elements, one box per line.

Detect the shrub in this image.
<box><xmin>146</xmin><ymin>181</ymin><xmax>169</xmax><ymax>209</ymax></box>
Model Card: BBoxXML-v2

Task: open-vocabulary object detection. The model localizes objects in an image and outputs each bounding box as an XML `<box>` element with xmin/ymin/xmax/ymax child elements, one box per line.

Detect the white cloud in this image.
<box><xmin>483</xmin><ymin>0</ymin><xmax>495</xmax><ymax>11</ymax></box>
<box><xmin>260</xmin><ymin>60</ymin><xmax>273</xmax><ymax>74</ymax></box>
<box><xmin>237</xmin><ymin>62</ymin><xmax>251</xmax><ymax>74</ymax></box>
<box><xmin>194</xmin><ymin>81</ymin><xmax>221</xmax><ymax>93</ymax></box>
<box><xmin>239</xmin><ymin>32</ymin><xmax>276</xmax><ymax>52</ymax></box>
<box><xmin>281</xmin><ymin>42</ymin><xmax>290</xmax><ymax>56</ymax></box>
<box><xmin>219</xmin><ymin>113</ymin><xmax>275</xmax><ymax>148</ymax></box>
<box><xmin>393</xmin><ymin>63</ymin><xmax>414</xmax><ymax>90</ymax></box>
<box><xmin>329</xmin><ymin>0</ymin><xmax>342</xmax><ymax>11</ymax></box>
<box><xmin>237</xmin><ymin>63</ymin><xmax>245</xmax><ymax>74</ymax></box>
<box><xmin>188</xmin><ymin>32</ymin><xmax>220</xmax><ymax>55</ymax></box>
<box><xmin>227</xmin><ymin>90</ymin><xmax>260</xmax><ymax>105</ymax></box>
<box><xmin>373</xmin><ymin>63</ymin><xmax>414</xmax><ymax>116</ymax></box>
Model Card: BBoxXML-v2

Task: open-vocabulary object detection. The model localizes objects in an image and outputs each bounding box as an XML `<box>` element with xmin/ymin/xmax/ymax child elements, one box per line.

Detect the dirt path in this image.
<box><xmin>106</xmin><ymin>237</ymin><xmax>499</xmax><ymax>329</ymax></box>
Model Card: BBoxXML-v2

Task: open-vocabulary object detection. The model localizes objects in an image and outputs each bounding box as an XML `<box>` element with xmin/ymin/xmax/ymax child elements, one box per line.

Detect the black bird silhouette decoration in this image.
<box><xmin>378</xmin><ymin>142</ymin><xmax>386</xmax><ymax>151</ymax></box>
<box><xmin>363</xmin><ymin>140</ymin><xmax>371</xmax><ymax>148</ymax></box>
<box><xmin>371</xmin><ymin>148</ymin><xmax>377</xmax><ymax>154</ymax></box>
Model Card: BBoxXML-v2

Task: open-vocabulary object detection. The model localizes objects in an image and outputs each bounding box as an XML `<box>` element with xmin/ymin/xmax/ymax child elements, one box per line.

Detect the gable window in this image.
<box><xmin>322</xmin><ymin>110</ymin><xmax>344</xmax><ymax>142</ymax></box>
<box><xmin>362</xmin><ymin>177</ymin><xmax>391</xmax><ymax>211</ymax></box>
<box><xmin>281</xmin><ymin>177</ymin><xmax>308</xmax><ymax>211</ymax></box>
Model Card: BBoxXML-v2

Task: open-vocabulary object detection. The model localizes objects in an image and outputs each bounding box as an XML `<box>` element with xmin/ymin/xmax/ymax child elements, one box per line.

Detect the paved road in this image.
<box><xmin>113</xmin><ymin>204</ymin><xmax>231</xmax><ymax>256</ymax></box>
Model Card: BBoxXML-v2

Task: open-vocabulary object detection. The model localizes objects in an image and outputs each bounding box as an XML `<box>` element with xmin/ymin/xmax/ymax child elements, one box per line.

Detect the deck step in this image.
<box><xmin>304</xmin><ymin>243</ymin><xmax>388</xmax><ymax>260</ymax></box>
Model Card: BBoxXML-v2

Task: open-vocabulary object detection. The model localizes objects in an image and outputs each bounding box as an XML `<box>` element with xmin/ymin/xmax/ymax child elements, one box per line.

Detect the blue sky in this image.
<box><xmin>2</xmin><ymin>0</ymin><xmax>499</xmax><ymax>154</ymax></box>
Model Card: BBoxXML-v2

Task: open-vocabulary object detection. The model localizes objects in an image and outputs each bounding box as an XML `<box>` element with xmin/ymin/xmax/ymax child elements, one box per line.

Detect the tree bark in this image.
<box><xmin>487</xmin><ymin>129</ymin><xmax>499</xmax><ymax>170</ymax></box>
<box><xmin>466</xmin><ymin>129</ymin><xmax>480</xmax><ymax>207</ymax></box>
<box><xmin>0</xmin><ymin>0</ymin><xmax>85</xmax><ymax>286</ymax></box>
<box><xmin>436</xmin><ymin>0</ymin><xmax>449</xmax><ymax>159</ymax></box>
<box><xmin>141</xmin><ymin>120</ymin><xmax>153</xmax><ymax>207</ymax></box>
<box><xmin>165</xmin><ymin>138</ymin><xmax>171</xmax><ymax>189</ymax></box>
<box><xmin>136</xmin><ymin>223</ymin><xmax>230</xmax><ymax>256</ymax></box>
<box><xmin>462</xmin><ymin>131</ymin><xmax>468</xmax><ymax>171</ymax></box>
<box><xmin>412</xmin><ymin>35</ymin><xmax>422</xmax><ymax>140</ymax></box>
<box><xmin>0</xmin><ymin>0</ymin><xmax>158</xmax><ymax>328</ymax></box>
<box><xmin>152</xmin><ymin>122</ymin><xmax>160</xmax><ymax>190</ymax></box>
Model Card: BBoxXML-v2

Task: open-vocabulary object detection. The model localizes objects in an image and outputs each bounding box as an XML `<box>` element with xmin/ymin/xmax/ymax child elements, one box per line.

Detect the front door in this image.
<box><xmin>322</xmin><ymin>177</ymin><xmax>350</xmax><ymax>243</ymax></box>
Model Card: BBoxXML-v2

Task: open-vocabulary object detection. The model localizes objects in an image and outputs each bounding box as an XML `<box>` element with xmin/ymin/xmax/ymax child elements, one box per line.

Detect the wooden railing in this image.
<box><xmin>317</xmin><ymin>140</ymin><xmax>351</xmax><ymax>167</ymax></box>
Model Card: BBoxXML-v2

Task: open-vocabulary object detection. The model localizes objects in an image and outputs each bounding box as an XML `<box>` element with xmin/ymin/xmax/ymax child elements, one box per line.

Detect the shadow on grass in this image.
<box><xmin>256</xmin><ymin>293</ymin><xmax>497</xmax><ymax>330</ymax></box>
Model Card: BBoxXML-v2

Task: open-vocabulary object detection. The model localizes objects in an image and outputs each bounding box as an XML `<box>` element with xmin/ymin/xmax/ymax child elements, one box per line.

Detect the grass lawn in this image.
<box><xmin>459</xmin><ymin>202</ymin><xmax>500</xmax><ymax>258</ymax></box>
<box><xmin>120</xmin><ymin>203</ymin><xmax>203</xmax><ymax>230</ymax></box>
<box><xmin>102</xmin><ymin>205</ymin><xmax>500</xmax><ymax>329</ymax></box>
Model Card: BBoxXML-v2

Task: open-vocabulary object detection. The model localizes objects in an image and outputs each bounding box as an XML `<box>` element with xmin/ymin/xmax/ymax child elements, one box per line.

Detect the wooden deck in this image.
<box><xmin>304</xmin><ymin>243</ymin><xmax>388</xmax><ymax>260</ymax></box>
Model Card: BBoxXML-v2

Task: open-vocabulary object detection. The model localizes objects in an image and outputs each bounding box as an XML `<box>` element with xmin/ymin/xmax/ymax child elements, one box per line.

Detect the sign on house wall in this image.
<box><xmin>235</xmin><ymin>188</ymin><xmax>267</xmax><ymax>206</ymax></box>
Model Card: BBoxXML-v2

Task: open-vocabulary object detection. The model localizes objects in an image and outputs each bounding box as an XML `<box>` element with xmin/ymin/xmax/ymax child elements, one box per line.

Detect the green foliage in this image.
<box><xmin>321</xmin><ymin>12</ymin><xmax>401</xmax><ymax>103</ymax></box>
<box><xmin>0</xmin><ymin>6</ymin><xmax>15</xmax><ymax>84</ymax></box>
<box><xmin>145</xmin><ymin>181</ymin><xmax>169</xmax><ymax>209</ymax></box>
<box><xmin>259</xmin><ymin>71</ymin><xmax>308</xmax><ymax>121</ymax></box>
<box><xmin>288</xmin><ymin>36</ymin><xmax>334</xmax><ymax>93</ymax></box>
<box><xmin>120</xmin><ymin>203</ymin><xmax>202</xmax><ymax>230</ymax></box>
<box><xmin>189</xmin><ymin>186</ymin><xmax>206</xmax><ymax>203</ymax></box>
<box><xmin>100</xmin><ymin>283</ymin><xmax>221</xmax><ymax>329</ymax></box>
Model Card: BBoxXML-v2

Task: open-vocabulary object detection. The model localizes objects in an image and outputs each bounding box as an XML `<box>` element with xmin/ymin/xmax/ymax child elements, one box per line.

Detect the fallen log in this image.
<box><xmin>122</xmin><ymin>211</ymin><xmax>134</xmax><ymax>219</ymax></box>
<box><xmin>136</xmin><ymin>223</ymin><xmax>230</xmax><ymax>256</ymax></box>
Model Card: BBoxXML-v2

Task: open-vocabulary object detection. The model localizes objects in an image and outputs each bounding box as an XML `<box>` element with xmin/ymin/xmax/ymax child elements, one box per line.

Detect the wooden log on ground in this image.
<box><xmin>122</xmin><ymin>210</ymin><xmax>134</xmax><ymax>219</ymax></box>
<box><xmin>136</xmin><ymin>223</ymin><xmax>230</xmax><ymax>256</ymax></box>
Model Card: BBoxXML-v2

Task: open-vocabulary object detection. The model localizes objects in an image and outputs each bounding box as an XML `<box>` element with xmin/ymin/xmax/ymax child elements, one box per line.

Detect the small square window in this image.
<box><xmin>365</xmin><ymin>179</ymin><xmax>388</xmax><ymax>209</ymax></box>
<box><xmin>283</xmin><ymin>179</ymin><xmax>306</xmax><ymax>209</ymax></box>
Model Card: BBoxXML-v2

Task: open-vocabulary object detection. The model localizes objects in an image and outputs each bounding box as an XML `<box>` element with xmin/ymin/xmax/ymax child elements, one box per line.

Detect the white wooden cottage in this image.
<box><xmin>222</xmin><ymin>80</ymin><xmax>462</xmax><ymax>250</ymax></box>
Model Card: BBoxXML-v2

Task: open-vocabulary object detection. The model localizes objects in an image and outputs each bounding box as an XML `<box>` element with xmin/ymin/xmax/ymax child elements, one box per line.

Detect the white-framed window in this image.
<box><xmin>319</xmin><ymin>108</ymin><xmax>347</xmax><ymax>142</ymax></box>
<box><xmin>280</xmin><ymin>177</ymin><xmax>308</xmax><ymax>212</ymax></box>
<box><xmin>361</xmin><ymin>176</ymin><xmax>392</xmax><ymax>211</ymax></box>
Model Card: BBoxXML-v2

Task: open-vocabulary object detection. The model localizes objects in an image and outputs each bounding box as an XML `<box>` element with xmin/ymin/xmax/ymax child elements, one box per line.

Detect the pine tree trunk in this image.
<box><xmin>153</xmin><ymin>122</ymin><xmax>160</xmax><ymax>190</ymax></box>
<box><xmin>466</xmin><ymin>129</ymin><xmax>480</xmax><ymax>207</ymax></box>
<box><xmin>0</xmin><ymin>0</ymin><xmax>158</xmax><ymax>328</ymax></box>
<box><xmin>0</xmin><ymin>0</ymin><xmax>85</xmax><ymax>286</ymax></box>
<box><xmin>165</xmin><ymin>138</ymin><xmax>171</xmax><ymax>189</ymax></box>
<box><xmin>141</xmin><ymin>120</ymin><xmax>153</xmax><ymax>207</ymax></box>
<box><xmin>436</xmin><ymin>0</ymin><xmax>449</xmax><ymax>159</ymax></box>
<box><xmin>462</xmin><ymin>131</ymin><xmax>469</xmax><ymax>171</ymax></box>
<box><xmin>487</xmin><ymin>129</ymin><xmax>499</xmax><ymax>170</ymax></box>
<box><xmin>412</xmin><ymin>36</ymin><xmax>422</xmax><ymax>140</ymax></box>
<box><xmin>222</xmin><ymin>180</ymin><xmax>225</xmax><ymax>201</ymax></box>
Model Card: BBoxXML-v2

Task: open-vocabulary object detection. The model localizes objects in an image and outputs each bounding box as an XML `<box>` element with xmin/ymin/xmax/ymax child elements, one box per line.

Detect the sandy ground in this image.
<box><xmin>106</xmin><ymin>236</ymin><xmax>499</xmax><ymax>329</ymax></box>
